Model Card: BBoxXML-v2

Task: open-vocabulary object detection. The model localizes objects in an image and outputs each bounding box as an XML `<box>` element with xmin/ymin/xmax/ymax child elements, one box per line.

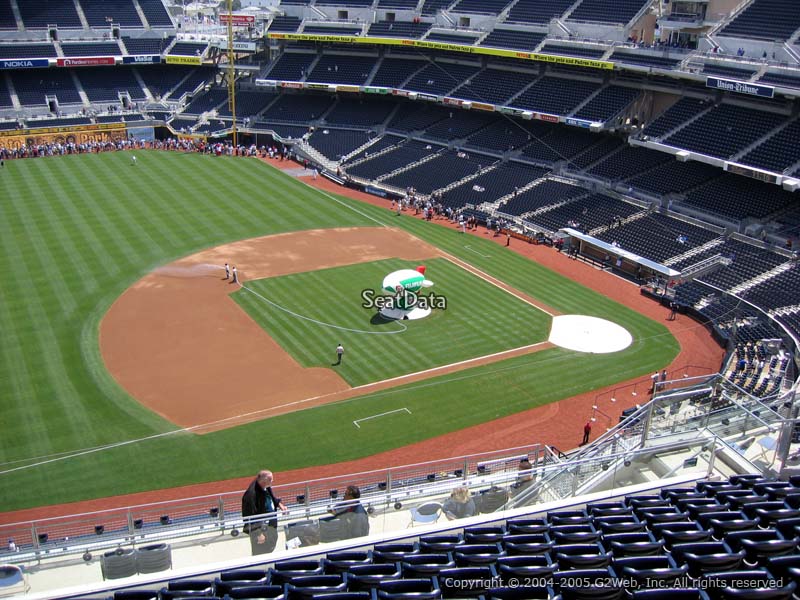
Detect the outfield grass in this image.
<box><xmin>0</xmin><ymin>152</ymin><xmax>679</xmax><ymax>511</ymax></box>
<box><xmin>233</xmin><ymin>257</ymin><xmax>552</xmax><ymax>386</ymax></box>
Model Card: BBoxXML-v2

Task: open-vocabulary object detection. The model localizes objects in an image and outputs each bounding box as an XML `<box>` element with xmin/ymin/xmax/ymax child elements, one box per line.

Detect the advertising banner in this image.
<box><xmin>535</xmin><ymin>113</ymin><xmax>560</xmax><ymax>123</ymax></box>
<box><xmin>127</xmin><ymin>126</ymin><xmax>155</xmax><ymax>142</ymax></box>
<box><xmin>0</xmin><ymin>122</ymin><xmax>125</xmax><ymax>137</ymax></box>
<box><xmin>267</xmin><ymin>33</ymin><xmax>613</xmax><ymax>69</ymax></box>
<box><xmin>165</xmin><ymin>55</ymin><xmax>202</xmax><ymax>65</ymax></box>
<box><xmin>1</xmin><ymin>58</ymin><xmax>49</xmax><ymax>69</ymax></box>
<box><xmin>336</xmin><ymin>85</ymin><xmax>360</xmax><ymax>93</ymax></box>
<box><xmin>219</xmin><ymin>13</ymin><xmax>256</xmax><ymax>25</ymax></box>
<box><xmin>471</xmin><ymin>102</ymin><xmax>494</xmax><ymax>111</ymax></box>
<box><xmin>0</xmin><ymin>125</ymin><xmax>126</xmax><ymax>149</ymax></box>
<box><xmin>122</xmin><ymin>55</ymin><xmax>161</xmax><ymax>64</ymax></box>
<box><xmin>725</xmin><ymin>162</ymin><xmax>779</xmax><ymax>183</ymax></box>
<box><xmin>57</xmin><ymin>57</ymin><xmax>115</xmax><ymax>67</ymax></box>
<box><xmin>497</xmin><ymin>106</ymin><xmax>527</xmax><ymax>117</ymax></box>
<box><xmin>565</xmin><ymin>117</ymin><xmax>593</xmax><ymax>128</ymax></box>
<box><xmin>706</xmin><ymin>76</ymin><xmax>774</xmax><ymax>98</ymax></box>
<box><xmin>211</xmin><ymin>40</ymin><xmax>257</xmax><ymax>52</ymax></box>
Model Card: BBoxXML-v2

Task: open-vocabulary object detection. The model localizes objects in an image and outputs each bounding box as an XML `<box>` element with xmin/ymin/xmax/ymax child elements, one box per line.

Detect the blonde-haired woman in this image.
<box><xmin>443</xmin><ymin>486</ymin><xmax>476</xmax><ymax>520</ymax></box>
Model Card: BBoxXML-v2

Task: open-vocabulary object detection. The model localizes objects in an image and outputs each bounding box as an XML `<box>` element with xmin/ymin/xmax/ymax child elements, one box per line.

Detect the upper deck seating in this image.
<box><xmin>367</xmin><ymin>21</ymin><xmax>431</xmax><ymax>38</ymax></box>
<box><xmin>568</xmin><ymin>0</ymin><xmax>652</xmax><ymax>25</ymax></box>
<box><xmin>0</xmin><ymin>44</ymin><xmax>57</xmax><ymax>59</ymax></box>
<box><xmin>450</xmin><ymin>0</ymin><xmax>511</xmax><ymax>14</ymax></box>
<box><xmin>268</xmin><ymin>16</ymin><xmax>302</xmax><ymax>32</ymax></box>
<box><xmin>122</xmin><ymin>36</ymin><xmax>174</xmax><ymax>55</ymax></box>
<box><xmin>18</xmin><ymin>0</ymin><xmax>82</xmax><ymax>28</ymax></box>
<box><xmin>76</xmin><ymin>66</ymin><xmax>146</xmax><ymax>102</ymax></box>
<box><xmin>11</xmin><ymin>68</ymin><xmax>82</xmax><ymax>105</ymax></box>
<box><xmin>449</xmin><ymin>68</ymin><xmax>535</xmax><ymax>105</ymax></box>
<box><xmin>479</xmin><ymin>29</ymin><xmax>546</xmax><ymax>50</ymax></box>
<box><xmin>61</xmin><ymin>42</ymin><xmax>121</xmax><ymax>57</ymax></box>
<box><xmin>505</xmin><ymin>0</ymin><xmax>574</xmax><ymax>24</ymax></box>
<box><xmin>369</xmin><ymin>57</ymin><xmax>426</xmax><ymax>88</ymax></box>
<box><xmin>421</xmin><ymin>0</ymin><xmax>456</xmax><ymax>16</ymax></box>
<box><xmin>664</xmin><ymin>103</ymin><xmax>787</xmax><ymax>160</ymax></box>
<box><xmin>403</xmin><ymin>62</ymin><xmax>481</xmax><ymax>97</ymax></box>
<box><xmin>138</xmin><ymin>0</ymin><xmax>174</xmax><ymax>26</ymax></box>
<box><xmin>510</xmin><ymin>76</ymin><xmax>601</xmax><ymax>117</ymax></box>
<box><xmin>719</xmin><ymin>0</ymin><xmax>800</xmax><ymax>41</ymax></box>
<box><xmin>81</xmin><ymin>0</ymin><xmax>143</xmax><ymax>27</ymax></box>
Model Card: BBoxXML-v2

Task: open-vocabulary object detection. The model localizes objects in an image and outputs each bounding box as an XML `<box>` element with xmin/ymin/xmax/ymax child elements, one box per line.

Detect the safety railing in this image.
<box><xmin>0</xmin><ymin>443</ymin><xmax>556</xmax><ymax>565</ymax></box>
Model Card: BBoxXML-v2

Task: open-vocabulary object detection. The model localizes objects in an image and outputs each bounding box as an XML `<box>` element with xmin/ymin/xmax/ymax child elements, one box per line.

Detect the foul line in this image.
<box><xmin>353</xmin><ymin>407</ymin><xmax>411</xmax><ymax>429</ymax></box>
<box><xmin>310</xmin><ymin>180</ymin><xmax>553</xmax><ymax>319</ymax></box>
<box><xmin>309</xmin><ymin>185</ymin><xmax>390</xmax><ymax>229</ymax></box>
<box><xmin>464</xmin><ymin>245</ymin><xmax>492</xmax><ymax>258</ymax></box>
<box><xmin>441</xmin><ymin>252</ymin><xmax>555</xmax><ymax>317</ymax></box>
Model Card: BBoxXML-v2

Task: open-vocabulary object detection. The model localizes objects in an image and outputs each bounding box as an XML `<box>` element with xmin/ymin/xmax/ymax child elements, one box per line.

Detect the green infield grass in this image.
<box><xmin>233</xmin><ymin>257</ymin><xmax>552</xmax><ymax>386</ymax></box>
<box><xmin>0</xmin><ymin>151</ymin><xmax>679</xmax><ymax>511</ymax></box>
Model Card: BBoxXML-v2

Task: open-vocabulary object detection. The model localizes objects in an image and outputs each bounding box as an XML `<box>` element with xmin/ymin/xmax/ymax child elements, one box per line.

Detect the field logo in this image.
<box><xmin>363</xmin><ymin>265</ymin><xmax>444</xmax><ymax>320</ymax></box>
<box><xmin>361</xmin><ymin>288</ymin><xmax>447</xmax><ymax>312</ymax></box>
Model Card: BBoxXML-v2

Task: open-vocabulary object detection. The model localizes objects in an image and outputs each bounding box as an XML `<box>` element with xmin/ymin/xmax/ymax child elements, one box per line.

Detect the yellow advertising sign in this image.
<box><xmin>266</xmin><ymin>33</ymin><xmax>613</xmax><ymax>69</ymax></box>
<box><xmin>166</xmin><ymin>55</ymin><xmax>202</xmax><ymax>65</ymax></box>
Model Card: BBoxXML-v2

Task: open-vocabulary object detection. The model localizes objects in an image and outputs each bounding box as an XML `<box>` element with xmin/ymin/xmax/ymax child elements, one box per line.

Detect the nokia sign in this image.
<box><xmin>1</xmin><ymin>59</ymin><xmax>50</xmax><ymax>69</ymax></box>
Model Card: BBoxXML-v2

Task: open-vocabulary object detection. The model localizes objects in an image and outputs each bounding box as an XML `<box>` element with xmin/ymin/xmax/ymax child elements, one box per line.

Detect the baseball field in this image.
<box><xmin>0</xmin><ymin>150</ymin><xmax>680</xmax><ymax>513</ymax></box>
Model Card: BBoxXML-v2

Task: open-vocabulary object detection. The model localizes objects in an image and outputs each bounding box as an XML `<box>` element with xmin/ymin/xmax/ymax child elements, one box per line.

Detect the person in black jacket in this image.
<box><xmin>241</xmin><ymin>470</ymin><xmax>287</xmax><ymax>555</ymax></box>
<box><xmin>327</xmin><ymin>485</ymin><xmax>369</xmax><ymax>539</ymax></box>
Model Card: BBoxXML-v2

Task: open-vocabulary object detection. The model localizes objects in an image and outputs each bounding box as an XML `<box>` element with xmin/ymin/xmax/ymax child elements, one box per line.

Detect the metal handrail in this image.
<box><xmin>0</xmin><ymin>443</ymin><xmax>549</xmax><ymax>563</ymax></box>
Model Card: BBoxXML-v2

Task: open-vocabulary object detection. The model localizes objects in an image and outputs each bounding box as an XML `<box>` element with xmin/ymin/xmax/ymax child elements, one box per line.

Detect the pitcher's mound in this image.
<box><xmin>549</xmin><ymin>315</ymin><xmax>632</xmax><ymax>354</ymax></box>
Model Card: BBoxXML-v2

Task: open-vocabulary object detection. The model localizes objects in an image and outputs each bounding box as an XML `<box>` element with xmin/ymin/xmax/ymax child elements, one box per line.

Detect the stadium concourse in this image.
<box><xmin>0</xmin><ymin>154</ymin><xmax>724</xmax><ymax>527</ymax></box>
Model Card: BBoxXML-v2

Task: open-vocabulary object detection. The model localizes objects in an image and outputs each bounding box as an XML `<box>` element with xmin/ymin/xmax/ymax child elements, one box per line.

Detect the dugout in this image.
<box><xmin>558</xmin><ymin>227</ymin><xmax>681</xmax><ymax>285</ymax></box>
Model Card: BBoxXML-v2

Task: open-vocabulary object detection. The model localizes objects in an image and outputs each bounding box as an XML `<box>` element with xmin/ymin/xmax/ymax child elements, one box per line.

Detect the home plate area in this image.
<box><xmin>548</xmin><ymin>315</ymin><xmax>633</xmax><ymax>354</ymax></box>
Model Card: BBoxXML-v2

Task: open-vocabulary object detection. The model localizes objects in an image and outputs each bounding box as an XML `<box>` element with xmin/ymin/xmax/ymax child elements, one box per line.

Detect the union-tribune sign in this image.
<box><xmin>706</xmin><ymin>76</ymin><xmax>774</xmax><ymax>98</ymax></box>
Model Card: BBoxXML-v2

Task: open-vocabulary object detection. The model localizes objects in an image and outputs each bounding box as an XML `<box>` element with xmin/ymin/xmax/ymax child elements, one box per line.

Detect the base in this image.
<box><xmin>379</xmin><ymin>306</ymin><xmax>432</xmax><ymax>321</ymax></box>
